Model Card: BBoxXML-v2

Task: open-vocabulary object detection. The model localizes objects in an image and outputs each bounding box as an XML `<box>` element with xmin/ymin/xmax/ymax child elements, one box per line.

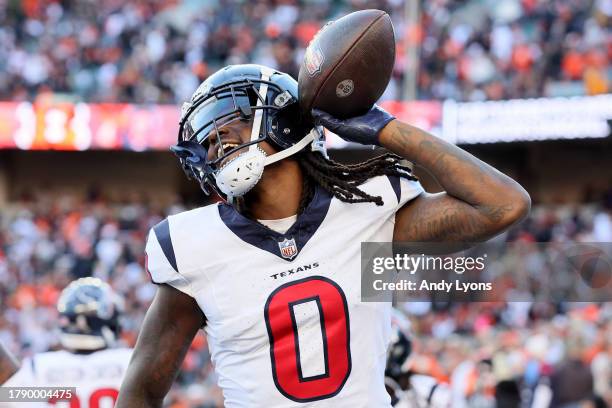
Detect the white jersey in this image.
<box><xmin>1</xmin><ymin>348</ymin><xmax>132</xmax><ymax>408</ymax></box>
<box><xmin>394</xmin><ymin>375</ymin><xmax>452</xmax><ymax>408</ymax></box>
<box><xmin>146</xmin><ymin>176</ymin><xmax>423</xmax><ymax>407</ymax></box>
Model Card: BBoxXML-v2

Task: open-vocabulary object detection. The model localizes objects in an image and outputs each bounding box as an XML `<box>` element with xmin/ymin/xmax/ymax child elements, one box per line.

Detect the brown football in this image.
<box><xmin>298</xmin><ymin>9</ymin><xmax>395</xmax><ymax>119</ymax></box>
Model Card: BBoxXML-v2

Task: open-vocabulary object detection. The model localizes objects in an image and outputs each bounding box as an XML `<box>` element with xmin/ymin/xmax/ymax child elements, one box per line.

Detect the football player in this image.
<box><xmin>385</xmin><ymin>326</ymin><xmax>451</xmax><ymax>408</ymax></box>
<box><xmin>117</xmin><ymin>64</ymin><xmax>530</xmax><ymax>407</ymax></box>
<box><xmin>1</xmin><ymin>277</ymin><xmax>131</xmax><ymax>407</ymax></box>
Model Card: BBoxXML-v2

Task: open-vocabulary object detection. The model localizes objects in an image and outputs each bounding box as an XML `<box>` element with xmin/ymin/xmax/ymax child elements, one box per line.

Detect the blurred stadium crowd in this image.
<box><xmin>0</xmin><ymin>0</ymin><xmax>609</xmax><ymax>104</ymax></box>
<box><xmin>0</xmin><ymin>192</ymin><xmax>610</xmax><ymax>407</ymax></box>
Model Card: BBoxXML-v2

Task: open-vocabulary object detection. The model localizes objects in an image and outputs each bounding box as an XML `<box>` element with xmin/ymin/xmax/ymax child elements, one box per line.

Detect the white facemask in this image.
<box><xmin>215</xmin><ymin>146</ymin><xmax>267</xmax><ymax>198</ymax></box>
<box><xmin>214</xmin><ymin>128</ymin><xmax>324</xmax><ymax>200</ymax></box>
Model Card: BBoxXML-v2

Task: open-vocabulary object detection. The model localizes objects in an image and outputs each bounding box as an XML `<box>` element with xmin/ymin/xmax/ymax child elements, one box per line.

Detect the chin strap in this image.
<box><xmin>264</xmin><ymin>127</ymin><xmax>319</xmax><ymax>165</ymax></box>
<box><xmin>249</xmin><ymin>66</ymin><xmax>326</xmax><ymax>166</ymax></box>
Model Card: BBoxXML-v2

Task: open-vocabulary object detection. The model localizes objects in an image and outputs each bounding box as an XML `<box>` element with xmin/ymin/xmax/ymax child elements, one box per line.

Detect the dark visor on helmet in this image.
<box><xmin>181</xmin><ymin>81</ymin><xmax>285</xmax><ymax>167</ymax></box>
<box><xmin>186</xmin><ymin>90</ymin><xmax>252</xmax><ymax>148</ymax></box>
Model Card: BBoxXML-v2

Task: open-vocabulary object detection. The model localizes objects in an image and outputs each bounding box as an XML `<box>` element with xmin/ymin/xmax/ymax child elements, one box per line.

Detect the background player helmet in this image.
<box><xmin>57</xmin><ymin>277</ymin><xmax>123</xmax><ymax>352</ymax></box>
<box><xmin>172</xmin><ymin>64</ymin><xmax>326</xmax><ymax>201</ymax></box>
<box><xmin>386</xmin><ymin>326</ymin><xmax>413</xmax><ymax>381</ymax></box>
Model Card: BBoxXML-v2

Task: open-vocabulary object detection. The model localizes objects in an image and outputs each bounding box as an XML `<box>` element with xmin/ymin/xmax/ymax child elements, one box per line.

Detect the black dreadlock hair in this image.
<box><xmin>297</xmin><ymin>150</ymin><xmax>418</xmax><ymax>208</ymax></box>
<box><xmin>235</xmin><ymin>150</ymin><xmax>418</xmax><ymax>217</ymax></box>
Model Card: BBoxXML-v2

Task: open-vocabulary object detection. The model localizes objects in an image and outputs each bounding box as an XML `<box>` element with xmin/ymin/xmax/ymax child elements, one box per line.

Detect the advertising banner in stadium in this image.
<box><xmin>442</xmin><ymin>94</ymin><xmax>612</xmax><ymax>144</ymax></box>
<box><xmin>0</xmin><ymin>95</ymin><xmax>610</xmax><ymax>151</ymax></box>
<box><xmin>0</xmin><ymin>101</ymin><xmax>180</xmax><ymax>151</ymax></box>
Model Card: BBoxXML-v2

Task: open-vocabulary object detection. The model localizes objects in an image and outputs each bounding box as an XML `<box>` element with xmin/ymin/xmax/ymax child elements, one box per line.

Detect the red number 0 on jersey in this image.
<box><xmin>264</xmin><ymin>276</ymin><xmax>351</xmax><ymax>402</ymax></box>
<box><xmin>48</xmin><ymin>388</ymin><xmax>118</xmax><ymax>408</ymax></box>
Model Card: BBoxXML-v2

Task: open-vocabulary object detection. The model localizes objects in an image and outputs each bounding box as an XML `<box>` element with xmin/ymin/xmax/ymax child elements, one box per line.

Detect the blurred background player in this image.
<box><xmin>385</xmin><ymin>312</ymin><xmax>451</xmax><ymax>408</ymax></box>
<box><xmin>1</xmin><ymin>277</ymin><xmax>131</xmax><ymax>407</ymax></box>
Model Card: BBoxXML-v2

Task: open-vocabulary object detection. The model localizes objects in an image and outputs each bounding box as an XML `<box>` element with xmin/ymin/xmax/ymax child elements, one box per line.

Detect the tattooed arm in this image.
<box><xmin>311</xmin><ymin>106</ymin><xmax>530</xmax><ymax>241</ymax></box>
<box><xmin>0</xmin><ymin>342</ymin><xmax>19</xmax><ymax>384</ymax></box>
<box><xmin>379</xmin><ymin>120</ymin><xmax>531</xmax><ymax>242</ymax></box>
<box><xmin>116</xmin><ymin>284</ymin><xmax>205</xmax><ymax>408</ymax></box>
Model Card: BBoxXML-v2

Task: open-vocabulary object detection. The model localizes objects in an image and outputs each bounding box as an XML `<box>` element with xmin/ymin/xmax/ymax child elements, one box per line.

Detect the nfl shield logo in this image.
<box><xmin>278</xmin><ymin>238</ymin><xmax>298</xmax><ymax>260</ymax></box>
<box><xmin>304</xmin><ymin>43</ymin><xmax>324</xmax><ymax>77</ymax></box>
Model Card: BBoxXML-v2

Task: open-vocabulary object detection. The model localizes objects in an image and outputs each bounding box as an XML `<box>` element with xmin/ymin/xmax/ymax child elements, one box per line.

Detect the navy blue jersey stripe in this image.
<box><xmin>153</xmin><ymin>219</ymin><xmax>178</xmax><ymax>272</ymax></box>
<box><xmin>387</xmin><ymin>175</ymin><xmax>401</xmax><ymax>204</ymax></box>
